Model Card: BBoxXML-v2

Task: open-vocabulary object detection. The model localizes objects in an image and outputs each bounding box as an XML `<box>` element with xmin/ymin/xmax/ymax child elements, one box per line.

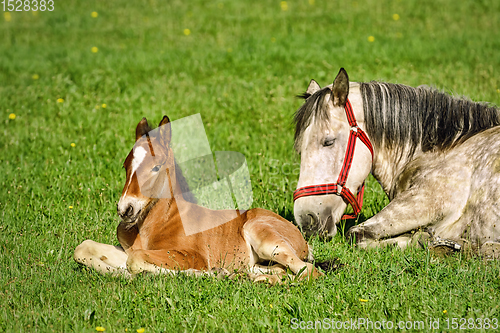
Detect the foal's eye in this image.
<box><xmin>323</xmin><ymin>138</ymin><xmax>335</xmax><ymax>147</ymax></box>
<box><xmin>151</xmin><ymin>165</ymin><xmax>161</xmax><ymax>172</ymax></box>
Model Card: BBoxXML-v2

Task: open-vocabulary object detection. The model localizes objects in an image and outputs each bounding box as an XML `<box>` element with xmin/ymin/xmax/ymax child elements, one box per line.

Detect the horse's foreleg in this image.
<box><xmin>347</xmin><ymin>191</ymin><xmax>433</xmax><ymax>243</ymax></box>
<box><xmin>347</xmin><ymin>180</ymin><xmax>467</xmax><ymax>247</ymax></box>
<box><xmin>74</xmin><ymin>240</ymin><xmax>130</xmax><ymax>276</ymax></box>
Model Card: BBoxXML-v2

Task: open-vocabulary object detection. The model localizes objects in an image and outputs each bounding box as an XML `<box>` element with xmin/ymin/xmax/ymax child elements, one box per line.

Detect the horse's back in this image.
<box><xmin>430</xmin><ymin>126</ymin><xmax>500</xmax><ymax>246</ymax></box>
<box><xmin>460</xmin><ymin>126</ymin><xmax>500</xmax><ymax>244</ymax></box>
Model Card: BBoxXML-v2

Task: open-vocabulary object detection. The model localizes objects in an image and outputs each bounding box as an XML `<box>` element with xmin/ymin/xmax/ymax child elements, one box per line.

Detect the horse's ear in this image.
<box><xmin>306</xmin><ymin>79</ymin><xmax>321</xmax><ymax>95</ymax></box>
<box><xmin>158</xmin><ymin>115</ymin><xmax>172</xmax><ymax>147</ymax></box>
<box><xmin>332</xmin><ymin>68</ymin><xmax>349</xmax><ymax>106</ymax></box>
<box><xmin>136</xmin><ymin>117</ymin><xmax>152</xmax><ymax>141</ymax></box>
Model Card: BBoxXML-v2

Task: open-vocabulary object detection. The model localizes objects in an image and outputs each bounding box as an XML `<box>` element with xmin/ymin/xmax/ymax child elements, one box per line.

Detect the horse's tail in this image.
<box><xmin>306</xmin><ymin>244</ymin><xmax>343</xmax><ymax>273</ymax></box>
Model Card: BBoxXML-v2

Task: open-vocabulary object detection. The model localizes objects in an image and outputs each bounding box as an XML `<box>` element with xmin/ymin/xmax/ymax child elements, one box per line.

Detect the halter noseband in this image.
<box><xmin>293</xmin><ymin>98</ymin><xmax>374</xmax><ymax>220</ymax></box>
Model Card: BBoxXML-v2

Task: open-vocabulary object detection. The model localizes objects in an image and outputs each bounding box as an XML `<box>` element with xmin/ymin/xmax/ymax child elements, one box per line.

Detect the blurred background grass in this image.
<box><xmin>1</xmin><ymin>0</ymin><xmax>500</xmax><ymax>331</ymax></box>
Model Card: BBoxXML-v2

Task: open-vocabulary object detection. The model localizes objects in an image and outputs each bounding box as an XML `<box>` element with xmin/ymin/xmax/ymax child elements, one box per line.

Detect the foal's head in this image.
<box><xmin>293</xmin><ymin>69</ymin><xmax>372</xmax><ymax>238</ymax></box>
<box><xmin>117</xmin><ymin>116</ymin><xmax>175</xmax><ymax>224</ymax></box>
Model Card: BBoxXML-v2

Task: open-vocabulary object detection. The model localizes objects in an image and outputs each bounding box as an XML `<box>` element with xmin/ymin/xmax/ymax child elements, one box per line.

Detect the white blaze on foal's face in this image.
<box><xmin>127</xmin><ymin>146</ymin><xmax>147</xmax><ymax>195</ymax></box>
<box><xmin>117</xmin><ymin>144</ymin><xmax>151</xmax><ymax>222</ymax></box>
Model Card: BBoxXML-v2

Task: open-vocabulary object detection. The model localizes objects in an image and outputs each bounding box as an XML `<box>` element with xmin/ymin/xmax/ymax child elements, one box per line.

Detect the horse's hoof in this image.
<box><xmin>480</xmin><ymin>242</ymin><xmax>500</xmax><ymax>260</ymax></box>
<box><xmin>346</xmin><ymin>226</ymin><xmax>373</xmax><ymax>244</ymax></box>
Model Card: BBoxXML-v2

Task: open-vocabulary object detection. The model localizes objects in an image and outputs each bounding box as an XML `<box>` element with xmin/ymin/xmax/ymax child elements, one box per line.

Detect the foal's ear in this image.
<box><xmin>306</xmin><ymin>79</ymin><xmax>321</xmax><ymax>95</ymax></box>
<box><xmin>136</xmin><ymin>117</ymin><xmax>152</xmax><ymax>141</ymax></box>
<box><xmin>332</xmin><ymin>68</ymin><xmax>349</xmax><ymax>106</ymax></box>
<box><xmin>158</xmin><ymin>115</ymin><xmax>172</xmax><ymax>147</ymax></box>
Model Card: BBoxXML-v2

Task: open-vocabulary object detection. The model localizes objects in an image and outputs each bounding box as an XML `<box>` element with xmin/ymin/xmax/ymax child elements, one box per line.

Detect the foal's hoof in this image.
<box><xmin>253</xmin><ymin>274</ymin><xmax>282</xmax><ymax>285</ymax></box>
<box><xmin>207</xmin><ymin>267</ymin><xmax>231</xmax><ymax>279</ymax></box>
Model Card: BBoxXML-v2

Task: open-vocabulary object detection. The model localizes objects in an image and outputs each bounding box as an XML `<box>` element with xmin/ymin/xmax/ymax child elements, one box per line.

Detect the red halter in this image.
<box><xmin>293</xmin><ymin>98</ymin><xmax>374</xmax><ymax>220</ymax></box>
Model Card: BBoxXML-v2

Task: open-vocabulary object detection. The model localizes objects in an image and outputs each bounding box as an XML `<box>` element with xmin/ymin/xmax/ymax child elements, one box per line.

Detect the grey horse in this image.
<box><xmin>293</xmin><ymin>68</ymin><xmax>500</xmax><ymax>258</ymax></box>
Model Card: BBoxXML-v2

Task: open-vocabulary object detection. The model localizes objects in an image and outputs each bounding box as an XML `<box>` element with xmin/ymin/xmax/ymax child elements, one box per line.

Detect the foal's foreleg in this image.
<box><xmin>244</xmin><ymin>226</ymin><xmax>323</xmax><ymax>282</ymax></box>
<box><xmin>74</xmin><ymin>240</ymin><xmax>130</xmax><ymax>276</ymax></box>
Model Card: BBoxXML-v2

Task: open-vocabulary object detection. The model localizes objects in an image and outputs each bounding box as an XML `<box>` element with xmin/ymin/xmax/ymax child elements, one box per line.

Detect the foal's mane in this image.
<box><xmin>293</xmin><ymin>81</ymin><xmax>500</xmax><ymax>156</ymax></box>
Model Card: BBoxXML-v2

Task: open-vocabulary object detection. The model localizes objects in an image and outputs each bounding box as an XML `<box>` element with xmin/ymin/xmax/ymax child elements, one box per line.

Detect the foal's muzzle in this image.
<box><xmin>117</xmin><ymin>204</ymin><xmax>140</xmax><ymax>223</ymax></box>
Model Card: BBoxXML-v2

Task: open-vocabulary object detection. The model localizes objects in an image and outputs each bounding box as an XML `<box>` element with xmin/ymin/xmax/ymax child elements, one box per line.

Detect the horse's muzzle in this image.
<box><xmin>295</xmin><ymin>211</ymin><xmax>337</xmax><ymax>239</ymax></box>
<box><xmin>293</xmin><ymin>195</ymin><xmax>347</xmax><ymax>238</ymax></box>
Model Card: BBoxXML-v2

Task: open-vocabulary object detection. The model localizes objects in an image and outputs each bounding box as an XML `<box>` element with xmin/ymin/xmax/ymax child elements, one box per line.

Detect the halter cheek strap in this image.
<box><xmin>293</xmin><ymin>98</ymin><xmax>374</xmax><ymax>220</ymax></box>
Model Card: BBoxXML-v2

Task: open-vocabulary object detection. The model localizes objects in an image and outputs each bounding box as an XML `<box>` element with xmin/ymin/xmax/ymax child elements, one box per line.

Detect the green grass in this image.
<box><xmin>1</xmin><ymin>0</ymin><xmax>500</xmax><ymax>331</ymax></box>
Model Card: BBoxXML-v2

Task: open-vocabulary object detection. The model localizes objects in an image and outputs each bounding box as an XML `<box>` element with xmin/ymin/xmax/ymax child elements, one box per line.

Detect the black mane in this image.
<box><xmin>293</xmin><ymin>81</ymin><xmax>500</xmax><ymax>155</ymax></box>
<box><xmin>361</xmin><ymin>82</ymin><xmax>500</xmax><ymax>155</ymax></box>
<box><xmin>293</xmin><ymin>87</ymin><xmax>333</xmax><ymax>151</ymax></box>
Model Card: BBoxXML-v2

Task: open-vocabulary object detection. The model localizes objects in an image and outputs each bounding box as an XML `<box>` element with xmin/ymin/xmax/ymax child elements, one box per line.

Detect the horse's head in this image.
<box><xmin>293</xmin><ymin>68</ymin><xmax>373</xmax><ymax>238</ymax></box>
<box><xmin>117</xmin><ymin>116</ymin><xmax>175</xmax><ymax>224</ymax></box>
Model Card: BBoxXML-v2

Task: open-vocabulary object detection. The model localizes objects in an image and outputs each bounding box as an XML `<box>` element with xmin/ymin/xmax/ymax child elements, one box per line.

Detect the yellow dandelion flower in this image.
<box><xmin>269</xmin><ymin>304</ymin><xmax>273</xmax><ymax>308</ymax></box>
<box><xmin>137</xmin><ymin>328</ymin><xmax>145</xmax><ymax>333</ymax></box>
<box><xmin>69</xmin><ymin>206</ymin><xmax>73</xmax><ymax>209</ymax></box>
<box><xmin>4</xmin><ymin>12</ymin><xmax>12</xmax><ymax>22</ymax></box>
<box><xmin>102</xmin><ymin>103</ymin><xmax>107</xmax><ymax>108</ymax></box>
<box><xmin>32</xmin><ymin>74</ymin><xmax>40</xmax><ymax>80</ymax></box>
<box><xmin>367</xmin><ymin>36</ymin><xmax>375</xmax><ymax>42</ymax></box>
<box><xmin>309</xmin><ymin>0</ymin><xmax>315</xmax><ymax>5</ymax></box>
<box><xmin>280</xmin><ymin>1</ymin><xmax>288</xmax><ymax>11</ymax></box>
<box><xmin>91</xmin><ymin>11</ymin><xmax>98</xmax><ymax>18</ymax></box>
<box><xmin>71</xmin><ymin>143</ymin><xmax>76</xmax><ymax>147</ymax></box>
<box><xmin>9</xmin><ymin>113</ymin><xmax>16</xmax><ymax>120</ymax></box>
<box><xmin>359</xmin><ymin>298</ymin><xmax>368</xmax><ymax>302</ymax></box>
<box><xmin>393</xmin><ymin>13</ymin><xmax>400</xmax><ymax>21</ymax></box>
<box><xmin>96</xmin><ymin>327</ymin><xmax>105</xmax><ymax>332</ymax></box>
<box><xmin>91</xmin><ymin>47</ymin><xmax>99</xmax><ymax>53</ymax></box>
<box><xmin>183</xmin><ymin>28</ymin><xmax>191</xmax><ymax>36</ymax></box>
<box><xmin>57</xmin><ymin>98</ymin><xmax>64</xmax><ymax>103</ymax></box>
<box><xmin>443</xmin><ymin>310</ymin><xmax>447</xmax><ymax>314</ymax></box>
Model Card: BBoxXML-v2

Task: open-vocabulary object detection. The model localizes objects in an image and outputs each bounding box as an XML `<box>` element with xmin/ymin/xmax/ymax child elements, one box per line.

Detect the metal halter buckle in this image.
<box><xmin>336</xmin><ymin>184</ymin><xmax>343</xmax><ymax>195</ymax></box>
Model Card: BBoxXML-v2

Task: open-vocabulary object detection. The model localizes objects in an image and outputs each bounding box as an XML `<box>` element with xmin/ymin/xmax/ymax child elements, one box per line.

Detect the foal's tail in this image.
<box><xmin>306</xmin><ymin>244</ymin><xmax>343</xmax><ymax>273</ymax></box>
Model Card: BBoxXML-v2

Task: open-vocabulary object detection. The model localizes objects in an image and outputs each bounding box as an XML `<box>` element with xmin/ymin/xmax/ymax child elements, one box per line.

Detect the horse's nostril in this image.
<box><xmin>307</xmin><ymin>214</ymin><xmax>319</xmax><ymax>229</ymax></box>
<box><xmin>119</xmin><ymin>205</ymin><xmax>134</xmax><ymax>218</ymax></box>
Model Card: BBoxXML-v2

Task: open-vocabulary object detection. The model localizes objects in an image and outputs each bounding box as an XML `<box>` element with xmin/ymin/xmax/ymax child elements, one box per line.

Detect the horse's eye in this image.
<box><xmin>152</xmin><ymin>165</ymin><xmax>161</xmax><ymax>172</ymax></box>
<box><xmin>323</xmin><ymin>138</ymin><xmax>335</xmax><ymax>147</ymax></box>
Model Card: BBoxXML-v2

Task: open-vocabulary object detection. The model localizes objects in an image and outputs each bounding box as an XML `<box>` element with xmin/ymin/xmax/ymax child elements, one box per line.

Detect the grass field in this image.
<box><xmin>1</xmin><ymin>0</ymin><xmax>500</xmax><ymax>331</ymax></box>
